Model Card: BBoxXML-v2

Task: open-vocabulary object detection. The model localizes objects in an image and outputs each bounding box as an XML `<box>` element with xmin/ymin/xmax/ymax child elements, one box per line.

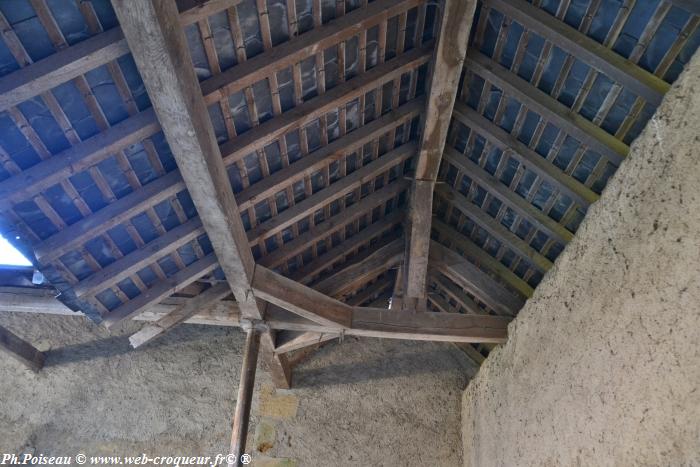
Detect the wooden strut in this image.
<box><xmin>228</xmin><ymin>325</ymin><xmax>261</xmax><ymax>467</ymax></box>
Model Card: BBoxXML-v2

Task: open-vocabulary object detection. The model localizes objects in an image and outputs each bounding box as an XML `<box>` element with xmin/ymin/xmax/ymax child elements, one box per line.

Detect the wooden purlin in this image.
<box><xmin>0</xmin><ymin>0</ymin><xmax>260</xmax><ymax>114</ymax></box>
<box><xmin>481</xmin><ymin>0</ymin><xmax>670</xmax><ymax>106</ymax></box>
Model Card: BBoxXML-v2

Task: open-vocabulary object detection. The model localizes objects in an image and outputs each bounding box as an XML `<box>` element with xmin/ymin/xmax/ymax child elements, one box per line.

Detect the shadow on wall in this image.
<box><xmin>40</xmin><ymin>322</ymin><xmax>475</xmax><ymax>391</ymax></box>
<box><xmin>294</xmin><ymin>347</ymin><xmax>474</xmax><ymax>388</ymax></box>
<box><xmin>42</xmin><ymin>325</ymin><xmax>233</xmax><ymax>367</ymax></box>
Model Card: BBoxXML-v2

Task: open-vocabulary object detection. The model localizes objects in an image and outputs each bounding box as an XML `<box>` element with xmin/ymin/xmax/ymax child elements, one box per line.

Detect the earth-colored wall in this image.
<box><xmin>0</xmin><ymin>310</ymin><xmax>474</xmax><ymax>466</ymax></box>
<box><xmin>461</xmin><ymin>50</ymin><xmax>700</xmax><ymax>466</ymax></box>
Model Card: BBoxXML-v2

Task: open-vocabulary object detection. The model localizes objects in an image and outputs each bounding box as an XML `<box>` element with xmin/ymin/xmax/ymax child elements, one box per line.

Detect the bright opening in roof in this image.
<box><xmin>0</xmin><ymin>235</ymin><xmax>32</xmax><ymax>266</ymax></box>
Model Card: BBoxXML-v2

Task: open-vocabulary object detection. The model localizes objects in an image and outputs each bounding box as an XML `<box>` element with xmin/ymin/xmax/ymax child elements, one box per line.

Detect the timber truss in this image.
<box><xmin>0</xmin><ymin>0</ymin><xmax>696</xmax><ymax>464</ymax></box>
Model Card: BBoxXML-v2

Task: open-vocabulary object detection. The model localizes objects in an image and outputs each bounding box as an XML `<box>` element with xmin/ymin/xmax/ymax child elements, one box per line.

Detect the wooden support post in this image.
<box><xmin>228</xmin><ymin>326</ymin><xmax>261</xmax><ymax>467</ymax></box>
<box><xmin>0</xmin><ymin>325</ymin><xmax>45</xmax><ymax>371</ymax></box>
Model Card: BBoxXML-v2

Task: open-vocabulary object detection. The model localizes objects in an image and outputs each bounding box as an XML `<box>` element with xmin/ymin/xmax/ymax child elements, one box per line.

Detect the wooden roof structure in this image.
<box><xmin>0</xmin><ymin>0</ymin><xmax>697</xmax><ymax>462</ymax></box>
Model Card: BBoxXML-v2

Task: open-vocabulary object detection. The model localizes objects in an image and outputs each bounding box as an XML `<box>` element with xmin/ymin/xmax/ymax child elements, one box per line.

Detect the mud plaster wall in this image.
<box><xmin>461</xmin><ymin>52</ymin><xmax>700</xmax><ymax>466</ymax></box>
<box><xmin>0</xmin><ymin>311</ymin><xmax>474</xmax><ymax>467</ymax></box>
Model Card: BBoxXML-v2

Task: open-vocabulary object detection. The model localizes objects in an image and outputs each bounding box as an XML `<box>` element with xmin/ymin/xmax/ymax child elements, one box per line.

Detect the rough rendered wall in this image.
<box><xmin>0</xmin><ymin>311</ymin><xmax>474</xmax><ymax>466</ymax></box>
<box><xmin>461</xmin><ymin>53</ymin><xmax>700</xmax><ymax>466</ymax></box>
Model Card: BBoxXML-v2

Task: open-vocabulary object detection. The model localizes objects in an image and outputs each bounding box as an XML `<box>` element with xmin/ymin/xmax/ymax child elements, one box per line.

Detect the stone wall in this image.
<box><xmin>0</xmin><ymin>310</ymin><xmax>474</xmax><ymax>466</ymax></box>
<box><xmin>461</xmin><ymin>51</ymin><xmax>700</xmax><ymax>466</ymax></box>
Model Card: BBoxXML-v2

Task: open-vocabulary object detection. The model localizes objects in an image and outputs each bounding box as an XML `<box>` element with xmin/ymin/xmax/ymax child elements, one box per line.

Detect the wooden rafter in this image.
<box><xmin>429</xmin><ymin>240</ymin><xmax>524</xmax><ymax>316</ymax></box>
<box><xmin>435</xmin><ymin>185</ymin><xmax>553</xmax><ymax>274</ymax></box>
<box><xmin>465</xmin><ymin>51</ymin><xmax>628</xmax><ymax>166</ymax></box>
<box><xmin>0</xmin><ymin>0</ymin><xmax>253</xmax><ymax>114</ymax></box>
<box><xmin>110</xmin><ymin>0</ymin><xmax>290</xmax><ymax>387</ymax></box>
<box><xmin>431</xmin><ymin>219</ymin><xmax>534</xmax><ymax>299</ymax></box>
<box><xmin>128</xmin><ymin>282</ymin><xmax>232</xmax><ymax>348</ymax></box>
<box><xmin>429</xmin><ymin>273</ymin><xmax>484</xmax><ymax>315</ymax></box>
<box><xmin>313</xmin><ymin>237</ymin><xmax>404</xmax><ymax>299</ymax></box>
<box><xmin>291</xmin><ymin>212</ymin><xmax>404</xmax><ymax>284</ymax></box>
<box><xmin>258</xmin><ymin>182</ymin><xmax>408</xmax><ymax>270</ymax></box>
<box><xmin>274</xmin><ymin>331</ymin><xmax>339</xmax><ymax>354</ymax></box>
<box><xmin>405</xmin><ymin>0</ymin><xmax>477</xmax><ymax>304</ymax></box>
<box><xmin>201</xmin><ymin>0</ymin><xmax>426</xmax><ymax>105</ymax></box>
<box><xmin>452</xmin><ymin>103</ymin><xmax>599</xmax><ymax>208</ymax></box>
<box><xmin>482</xmin><ymin>0</ymin><xmax>670</xmax><ymax>106</ymax></box>
<box><xmin>441</xmin><ymin>148</ymin><xmax>574</xmax><ymax>245</ymax></box>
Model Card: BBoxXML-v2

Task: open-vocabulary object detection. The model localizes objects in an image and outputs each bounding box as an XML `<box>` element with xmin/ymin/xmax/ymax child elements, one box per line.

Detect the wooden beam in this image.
<box><xmin>264</xmin><ymin>303</ymin><xmax>510</xmax><ymax>343</ymax></box>
<box><xmin>0</xmin><ymin>286</ymin><xmax>242</xmax><ymax>326</ymax></box>
<box><xmin>111</xmin><ymin>0</ymin><xmax>290</xmax><ymax>386</ymax></box>
<box><xmin>31</xmin><ymin>71</ymin><xmax>424</xmax><ymax>264</ymax></box>
<box><xmin>466</xmin><ymin>51</ymin><xmax>628</xmax><ymax>165</ymax></box>
<box><xmin>428</xmin><ymin>292</ymin><xmax>454</xmax><ymax>313</ymax></box>
<box><xmin>34</xmin><ymin>171</ymin><xmax>185</xmax><ymax>263</ymax></box>
<box><xmin>452</xmin><ymin>102</ymin><xmax>599</xmax><ymax>207</ymax></box>
<box><xmin>247</xmin><ymin>143</ymin><xmax>415</xmax><ymax>243</ymax></box>
<box><xmin>430</xmin><ymin>272</ymin><xmax>485</xmax><ymax>315</ymax></box>
<box><xmin>0</xmin><ymin>28</ymin><xmax>128</xmax><ymax>112</ymax></box>
<box><xmin>74</xmin><ymin>218</ymin><xmax>204</xmax><ymax>298</ymax></box>
<box><xmin>0</xmin><ymin>109</ymin><xmax>159</xmax><ymax>212</ymax></box>
<box><xmin>435</xmin><ymin>184</ymin><xmax>553</xmax><ymax>273</ymax></box>
<box><xmin>274</xmin><ymin>331</ymin><xmax>338</xmax><ymax>354</ymax></box>
<box><xmin>176</xmin><ymin>0</ymin><xmax>246</xmax><ymax>26</ymax></box>
<box><xmin>200</xmin><ymin>0</ymin><xmax>425</xmax><ymax>104</ymax></box>
<box><xmin>128</xmin><ymin>282</ymin><xmax>232</xmax><ymax>348</ymax></box>
<box><xmin>217</xmin><ymin>46</ymin><xmax>430</xmax><ymax>166</ymax></box>
<box><xmin>112</xmin><ymin>0</ymin><xmax>260</xmax><ymax>317</ymax></box>
<box><xmin>346</xmin><ymin>275</ymin><xmax>395</xmax><ymax>306</ymax></box>
<box><xmin>351</xmin><ymin>307</ymin><xmax>510</xmax><ymax>343</ymax></box>
<box><xmin>405</xmin><ymin>179</ymin><xmax>433</xmax><ymax>301</ymax></box>
<box><xmin>237</xmin><ymin>98</ymin><xmax>423</xmax><ymax>212</ymax></box>
<box><xmin>102</xmin><ymin>254</ymin><xmax>219</xmax><ymax>328</ymax></box>
<box><xmin>405</xmin><ymin>0</ymin><xmax>477</xmax><ymax>300</ymax></box>
<box><xmin>291</xmin><ymin>213</ymin><xmax>404</xmax><ymax>285</ymax></box>
<box><xmin>0</xmin><ymin>0</ymin><xmax>224</xmax><ymax>113</ymax></box>
<box><xmin>228</xmin><ymin>326</ymin><xmax>260</xmax><ymax>467</ymax></box>
<box><xmin>0</xmin><ymin>325</ymin><xmax>45</xmax><ymax>371</ymax></box>
<box><xmin>443</xmin><ymin>147</ymin><xmax>574</xmax><ymax>245</ymax></box>
<box><xmin>258</xmin><ymin>181</ymin><xmax>408</xmax><ymax>269</ymax></box>
<box><xmin>432</xmin><ymin>219</ymin><xmax>534</xmax><ymax>299</ymax></box>
<box><xmin>482</xmin><ymin>0</ymin><xmax>669</xmax><ymax>106</ymax></box>
<box><xmin>452</xmin><ymin>341</ymin><xmax>486</xmax><ymax>366</ymax></box>
<box><xmin>280</xmin><ymin>235</ymin><xmax>401</xmax><ymax>356</ymax></box>
<box><xmin>313</xmin><ymin>238</ymin><xmax>404</xmax><ymax>298</ymax></box>
<box><xmin>1</xmin><ymin>287</ymin><xmax>508</xmax><ymax>344</ymax></box>
<box><xmin>252</xmin><ymin>266</ymin><xmax>352</xmax><ymax>328</ymax></box>
<box><xmin>430</xmin><ymin>240</ymin><xmax>524</xmax><ymax>315</ymax></box>
<box><xmin>664</xmin><ymin>0</ymin><xmax>700</xmax><ymax>16</ymax></box>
